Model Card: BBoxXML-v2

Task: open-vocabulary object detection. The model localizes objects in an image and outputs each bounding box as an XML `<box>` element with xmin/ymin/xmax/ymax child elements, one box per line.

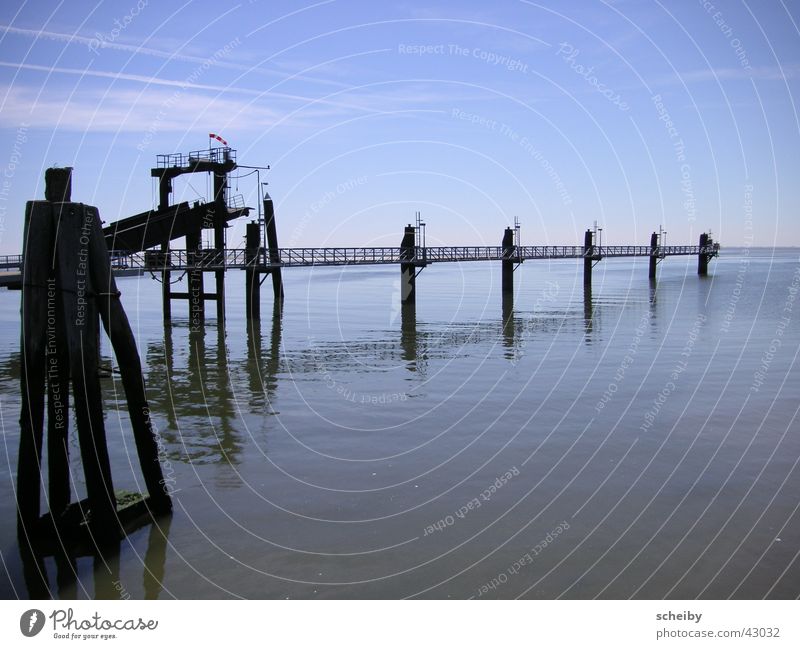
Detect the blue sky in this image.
<box><xmin>0</xmin><ymin>0</ymin><xmax>798</xmax><ymax>252</ymax></box>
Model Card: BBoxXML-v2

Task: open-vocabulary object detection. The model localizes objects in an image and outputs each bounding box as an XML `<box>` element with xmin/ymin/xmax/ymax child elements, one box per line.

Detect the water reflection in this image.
<box><xmin>17</xmin><ymin>513</ymin><xmax>172</xmax><ymax>599</ymax></box>
<box><xmin>400</xmin><ymin>302</ymin><xmax>417</xmax><ymax>368</ymax></box>
<box><xmin>583</xmin><ymin>284</ymin><xmax>594</xmax><ymax>342</ymax></box>
<box><xmin>246</xmin><ymin>303</ymin><xmax>283</xmax><ymax>411</ymax></box>
<box><xmin>146</xmin><ymin>321</ymin><xmax>241</xmax><ymax>465</ymax></box>
<box><xmin>141</xmin><ymin>307</ymin><xmax>285</xmax><ymax>466</ymax></box>
<box><xmin>502</xmin><ymin>293</ymin><xmax>515</xmax><ymax>359</ymax></box>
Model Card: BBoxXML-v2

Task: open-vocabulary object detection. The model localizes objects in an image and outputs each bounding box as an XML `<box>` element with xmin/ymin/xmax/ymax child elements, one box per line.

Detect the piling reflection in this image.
<box><xmin>400</xmin><ymin>302</ymin><xmax>417</xmax><ymax>368</ymax></box>
<box><xmin>146</xmin><ymin>320</ymin><xmax>241</xmax><ymax>465</ymax></box>
<box><xmin>502</xmin><ymin>293</ymin><xmax>515</xmax><ymax>359</ymax></box>
<box><xmin>16</xmin><ymin>512</ymin><xmax>173</xmax><ymax>599</ymax></box>
<box><xmin>246</xmin><ymin>302</ymin><xmax>283</xmax><ymax>410</ymax></box>
<box><xmin>143</xmin><ymin>515</ymin><xmax>172</xmax><ymax>599</ymax></box>
<box><xmin>583</xmin><ymin>284</ymin><xmax>594</xmax><ymax>342</ymax></box>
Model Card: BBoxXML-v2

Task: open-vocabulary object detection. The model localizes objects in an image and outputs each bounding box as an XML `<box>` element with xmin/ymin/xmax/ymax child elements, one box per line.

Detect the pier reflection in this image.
<box><xmin>246</xmin><ymin>303</ymin><xmax>283</xmax><ymax>410</ymax></box>
<box><xmin>145</xmin><ymin>320</ymin><xmax>240</xmax><ymax>465</ymax></box>
<box><xmin>400</xmin><ymin>302</ymin><xmax>417</xmax><ymax>369</ymax></box>
<box><xmin>583</xmin><ymin>285</ymin><xmax>594</xmax><ymax>342</ymax></box>
<box><xmin>142</xmin><ymin>306</ymin><xmax>285</xmax><ymax>467</ymax></box>
<box><xmin>17</xmin><ymin>513</ymin><xmax>172</xmax><ymax>599</ymax></box>
<box><xmin>502</xmin><ymin>293</ymin><xmax>515</xmax><ymax>359</ymax></box>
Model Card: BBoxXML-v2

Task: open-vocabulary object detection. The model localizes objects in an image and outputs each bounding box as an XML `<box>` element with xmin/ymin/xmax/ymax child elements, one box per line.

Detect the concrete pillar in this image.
<box><xmin>400</xmin><ymin>225</ymin><xmax>416</xmax><ymax>304</ymax></box>
<box><xmin>649</xmin><ymin>231</ymin><xmax>658</xmax><ymax>280</ymax></box>
<box><xmin>583</xmin><ymin>229</ymin><xmax>594</xmax><ymax>288</ymax></box>
<box><xmin>502</xmin><ymin>227</ymin><xmax>515</xmax><ymax>295</ymax></box>
<box><xmin>245</xmin><ymin>221</ymin><xmax>261</xmax><ymax>320</ymax></box>
<box><xmin>698</xmin><ymin>233</ymin><xmax>709</xmax><ymax>275</ymax></box>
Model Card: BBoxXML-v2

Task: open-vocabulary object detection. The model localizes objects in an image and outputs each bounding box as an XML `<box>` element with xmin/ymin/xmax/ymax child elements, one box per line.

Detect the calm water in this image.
<box><xmin>1</xmin><ymin>249</ymin><xmax>799</xmax><ymax>599</ymax></box>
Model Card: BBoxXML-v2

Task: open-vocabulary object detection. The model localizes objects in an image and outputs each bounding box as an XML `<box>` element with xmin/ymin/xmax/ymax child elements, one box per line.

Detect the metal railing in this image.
<box><xmin>4</xmin><ymin>244</ymin><xmax>720</xmax><ymax>274</ymax></box>
<box><xmin>228</xmin><ymin>194</ymin><xmax>246</xmax><ymax>209</ymax></box>
<box><xmin>0</xmin><ymin>254</ymin><xmax>23</xmax><ymax>270</ymax></box>
<box><xmin>156</xmin><ymin>147</ymin><xmax>236</xmax><ymax>169</ymax></box>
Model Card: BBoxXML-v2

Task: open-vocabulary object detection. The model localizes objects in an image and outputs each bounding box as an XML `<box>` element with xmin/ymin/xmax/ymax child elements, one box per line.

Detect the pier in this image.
<box><xmin>1</xmin><ymin>147</ymin><xmax>721</xmax><ymax>317</ymax></box>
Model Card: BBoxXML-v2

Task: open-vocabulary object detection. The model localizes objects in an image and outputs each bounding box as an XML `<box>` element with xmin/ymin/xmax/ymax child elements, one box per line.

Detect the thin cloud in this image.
<box><xmin>0</xmin><ymin>23</ymin><xmax>352</xmax><ymax>89</ymax></box>
<box><xmin>664</xmin><ymin>64</ymin><xmax>800</xmax><ymax>84</ymax></box>
<box><xmin>0</xmin><ymin>83</ymin><xmax>282</xmax><ymax>131</ymax></box>
<box><xmin>0</xmin><ymin>60</ymin><xmax>497</xmax><ymax>126</ymax></box>
<box><xmin>0</xmin><ymin>60</ymin><xmax>379</xmax><ymax>114</ymax></box>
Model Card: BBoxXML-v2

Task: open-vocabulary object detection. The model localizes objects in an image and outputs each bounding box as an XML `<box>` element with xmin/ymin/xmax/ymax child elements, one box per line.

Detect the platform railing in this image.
<box><xmin>0</xmin><ymin>254</ymin><xmax>23</xmax><ymax>270</ymax></box>
<box><xmin>6</xmin><ymin>244</ymin><xmax>719</xmax><ymax>274</ymax></box>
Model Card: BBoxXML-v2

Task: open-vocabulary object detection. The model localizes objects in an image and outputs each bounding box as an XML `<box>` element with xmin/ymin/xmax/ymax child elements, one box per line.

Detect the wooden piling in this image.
<box><xmin>54</xmin><ymin>203</ymin><xmax>117</xmax><ymax>530</ymax></box>
<box><xmin>17</xmin><ymin>201</ymin><xmax>54</xmax><ymax>533</ymax></box>
<box><xmin>649</xmin><ymin>232</ymin><xmax>658</xmax><ymax>280</ymax></box>
<box><xmin>583</xmin><ymin>229</ymin><xmax>593</xmax><ymax>288</ymax></box>
<box><xmin>502</xmin><ymin>227</ymin><xmax>515</xmax><ymax>295</ymax></box>
<box><xmin>264</xmin><ymin>195</ymin><xmax>284</xmax><ymax>302</ymax></box>
<box><xmin>245</xmin><ymin>221</ymin><xmax>261</xmax><ymax>320</ymax></box>
<box><xmin>698</xmin><ymin>233</ymin><xmax>709</xmax><ymax>275</ymax></box>
<box><xmin>400</xmin><ymin>225</ymin><xmax>416</xmax><ymax>305</ymax></box>
<box><xmin>46</xmin><ymin>281</ymin><xmax>71</xmax><ymax>521</ymax></box>
<box><xmin>44</xmin><ymin>167</ymin><xmax>72</xmax><ymax>203</ymax></box>
<box><xmin>87</xmin><ymin>208</ymin><xmax>172</xmax><ymax>514</ymax></box>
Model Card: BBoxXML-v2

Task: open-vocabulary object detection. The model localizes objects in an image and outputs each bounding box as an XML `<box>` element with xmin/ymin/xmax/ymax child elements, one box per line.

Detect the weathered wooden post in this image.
<box><xmin>87</xmin><ymin>208</ymin><xmax>172</xmax><ymax>515</ymax></box>
<box><xmin>17</xmin><ymin>168</ymin><xmax>172</xmax><ymax>543</ymax></box>
<box><xmin>649</xmin><ymin>231</ymin><xmax>658</xmax><ymax>280</ymax></box>
<box><xmin>583</xmin><ymin>229</ymin><xmax>594</xmax><ymax>288</ymax></box>
<box><xmin>502</xmin><ymin>227</ymin><xmax>515</xmax><ymax>295</ymax></box>
<box><xmin>245</xmin><ymin>221</ymin><xmax>261</xmax><ymax>320</ymax></box>
<box><xmin>400</xmin><ymin>225</ymin><xmax>416</xmax><ymax>305</ymax></box>
<box><xmin>263</xmin><ymin>194</ymin><xmax>284</xmax><ymax>302</ymax></box>
<box><xmin>17</xmin><ymin>201</ymin><xmax>54</xmax><ymax>532</ymax></box>
<box><xmin>698</xmin><ymin>232</ymin><xmax>709</xmax><ymax>275</ymax></box>
<box><xmin>44</xmin><ymin>166</ymin><xmax>72</xmax><ymax>202</ymax></box>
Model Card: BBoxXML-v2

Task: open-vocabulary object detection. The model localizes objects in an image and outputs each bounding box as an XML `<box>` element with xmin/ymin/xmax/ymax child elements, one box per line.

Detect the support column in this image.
<box><xmin>17</xmin><ymin>200</ymin><xmax>52</xmax><ymax>533</ymax></box>
<box><xmin>264</xmin><ymin>194</ymin><xmax>284</xmax><ymax>302</ymax></box>
<box><xmin>502</xmin><ymin>227</ymin><xmax>515</xmax><ymax>295</ymax></box>
<box><xmin>698</xmin><ymin>233</ymin><xmax>709</xmax><ymax>275</ymax></box>
<box><xmin>213</xmin><ymin>171</ymin><xmax>227</xmax><ymax>322</ymax></box>
<box><xmin>158</xmin><ymin>178</ymin><xmax>172</xmax><ymax>321</ymax></box>
<box><xmin>583</xmin><ymin>229</ymin><xmax>594</xmax><ymax>288</ymax></box>
<box><xmin>245</xmin><ymin>221</ymin><xmax>261</xmax><ymax>320</ymax></box>
<box><xmin>649</xmin><ymin>231</ymin><xmax>658</xmax><ymax>280</ymax></box>
<box><xmin>400</xmin><ymin>225</ymin><xmax>416</xmax><ymax>305</ymax></box>
<box><xmin>56</xmin><ymin>203</ymin><xmax>117</xmax><ymax>531</ymax></box>
<box><xmin>186</xmin><ymin>230</ymin><xmax>204</xmax><ymax>330</ymax></box>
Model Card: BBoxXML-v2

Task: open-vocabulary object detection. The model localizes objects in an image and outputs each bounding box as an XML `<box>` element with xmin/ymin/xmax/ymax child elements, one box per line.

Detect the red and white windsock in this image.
<box><xmin>209</xmin><ymin>133</ymin><xmax>228</xmax><ymax>146</ymax></box>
